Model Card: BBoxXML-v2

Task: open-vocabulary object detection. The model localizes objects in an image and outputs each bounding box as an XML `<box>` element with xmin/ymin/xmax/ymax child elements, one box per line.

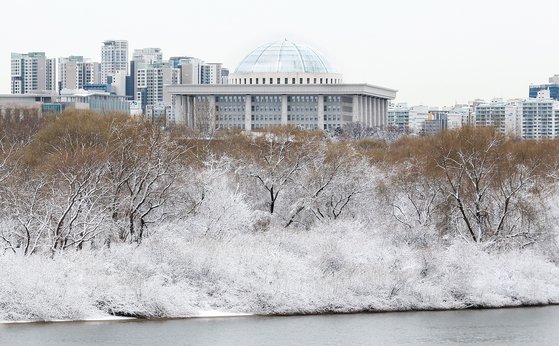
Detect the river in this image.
<box><xmin>1</xmin><ymin>306</ymin><xmax>558</xmax><ymax>345</ymax></box>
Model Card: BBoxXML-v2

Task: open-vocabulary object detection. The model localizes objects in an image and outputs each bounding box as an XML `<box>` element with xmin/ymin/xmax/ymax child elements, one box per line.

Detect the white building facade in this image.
<box><xmin>474</xmin><ymin>98</ymin><xmax>521</xmax><ymax>137</ymax></box>
<box><xmin>167</xmin><ymin>40</ymin><xmax>396</xmax><ymax>131</ymax></box>
<box><xmin>58</xmin><ymin>56</ymin><xmax>101</xmax><ymax>90</ymax></box>
<box><xmin>101</xmin><ymin>40</ymin><xmax>128</xmax><ymax>85</ymax></box>
<box><xmin>132</xmin><ymin>48</ymin><xmax>181</xmax><ymax>111</ymax></box>
<box><xmin>11</xmin><ymin>52</ymin><xmax>56</xmax><ymax>94</ymax></box>
<box><xmin>521</xmin><ymin>90</ymin><xmax>559</xmax><ymax>140</ymax></box>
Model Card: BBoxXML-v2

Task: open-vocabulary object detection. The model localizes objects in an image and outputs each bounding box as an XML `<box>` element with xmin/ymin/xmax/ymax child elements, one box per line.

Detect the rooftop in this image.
<box><xmin>234</xmin><ymin>40</ymin><xmax>336</xmax><ymax>74</ymax></box>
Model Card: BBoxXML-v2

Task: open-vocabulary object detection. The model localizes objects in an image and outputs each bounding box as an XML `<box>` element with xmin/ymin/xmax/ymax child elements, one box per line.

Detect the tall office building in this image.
<box><xmin>11</xmin><ymin>52</ymin><xmax>56</xmax><ymax>94</ymax></box>
<box><xmin>58</xmin><ymin>56</ymin><xmax>101</xmax><ymax>90</ymax></box>
<box><xmin>101</xmin><ymin>40</ymin><xmax>128</xmax><ymax>85</ymax></box>
<box><xmin>529</xmin><ymin>75</ymin><xmax>559</xmax><ymax>101</ymax></box>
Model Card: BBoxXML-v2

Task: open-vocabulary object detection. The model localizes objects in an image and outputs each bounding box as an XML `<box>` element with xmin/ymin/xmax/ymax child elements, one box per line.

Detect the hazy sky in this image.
<box><xmin>2</xmin><ymin>0</ymin><xmax>558</xmax><ymax>106</ymax></box>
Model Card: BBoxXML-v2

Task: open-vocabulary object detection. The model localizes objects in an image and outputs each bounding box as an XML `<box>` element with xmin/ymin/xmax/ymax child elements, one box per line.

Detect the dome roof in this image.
<box><xmin>234</xmin><ymin>40</ymin><xmax>336</xmax><ymax>74</ymax></box>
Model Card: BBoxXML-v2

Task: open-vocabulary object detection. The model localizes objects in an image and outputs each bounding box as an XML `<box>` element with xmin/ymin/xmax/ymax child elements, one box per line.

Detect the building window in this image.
<box><xmin>285</xmin><ymin>78</ymin><xmax>288</xmax><ymax>84</ymax></box>
<box><xmin>270</xmin><ymin>78</ymin><xmax>273</xmax><ymax>84</ymax></box>
<box><xmin>299</xmin><ymin>78</ymin><xmax>303</xmax><ymax>84</ymax></box>
<box><xmin>307</xmin><ymin>78</ymin><xmax>310</xmax><ymax>84</ymax></box>
<box><xmin>277</xmin><ymin>78</ymin><xmax>281</xmax><ymax>84</ymax></box>
<box><xmin>292</xmin><ymin>78</ymin><xmax>296</xmax><ymax>84</ymax></box>
<box><xmin>320</xmin><ymin>78</ymin><xmax>323</xmax><ymax>84</ymax></box>
<box><xmin>250</xmin><ymin>78</ymin><xmax>253</xmax><ymax>84</ymax></box>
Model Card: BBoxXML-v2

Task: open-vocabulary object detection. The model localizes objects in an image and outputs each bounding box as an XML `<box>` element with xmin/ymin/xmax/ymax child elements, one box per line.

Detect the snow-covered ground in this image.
<box><xmin>1</xmin><ymin>219</ymin><xmax>558</xmax><ymax>322</ymax></box>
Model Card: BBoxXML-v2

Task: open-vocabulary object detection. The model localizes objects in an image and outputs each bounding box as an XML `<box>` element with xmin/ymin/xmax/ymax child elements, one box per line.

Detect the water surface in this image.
<box><xmin>1</xmin><ymin>306</ymin><xmax>557</xmax><ymax>345</ymax></box>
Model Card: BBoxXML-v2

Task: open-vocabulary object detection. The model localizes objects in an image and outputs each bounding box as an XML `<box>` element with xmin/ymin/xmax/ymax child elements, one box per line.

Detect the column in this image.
<box><xmin>245</xmin><ymin>95</ymin><xmax>252</xmax><ymax>132</ymax></box>
<box><xmin>189</xmin><ymin>96</ymin><xmax>195</xmax><ymax>128</ymax></box>
<box><xmin>187</xmin><ymin>96</ymin><xmax>195</xmax><ymax>128</ymax></box>
<box><xmin>281</xmin><ymin>95</ymin><xmax>288</xmax><ymax>126</ymax></box>
<box><xmin>364</xmin><ymin>96</ymin><xmax>370</xmax><ymax>128</ymax></box>
<box><xmin>209</xmin><ymin>95</ymin><xmax>216</xmax><ymax>131</ymax></box>
<box><xmin>372</xmin><ymin>98</ymin><xmax>378</xmax><ymax>127</ymax></box>
<box><xmin>367</xmin><ymin>96</ymin><xmax>375</xmax><ymax>127</ymax></box>
<box><xmin>318</xmin><ymin>95</ymin><xmax>325</xmax><ymax>130</ymax></box>
<box><xmin>352</xmin><ymin>95</ymin><xmax>360</xmax><ymax>124</ymax></box>
<box><xmin>374</xmin><ymin>98</ymin><xmax>380</xmax><ymax>127</ymax></box>
<box><xmin>173</xmin><ymin>95</ymin><xmax>184</xmax><ymax>125</ymax></box>
<box><xmin>379</xmin><ymin>99</ymin><xmax>388</xmax><ymax>127</ymax></box>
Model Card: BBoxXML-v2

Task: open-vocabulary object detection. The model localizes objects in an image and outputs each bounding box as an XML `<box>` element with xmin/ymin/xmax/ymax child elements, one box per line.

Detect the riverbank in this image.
<box><xmin>3</xmin><ymin>303</ymin><xmax>559</xmax><ymax>325</ymax></box>
<box><xmin>1</xmin><ymin>220</ymin><xmax>559</xmax><ymax>323</ymax></box>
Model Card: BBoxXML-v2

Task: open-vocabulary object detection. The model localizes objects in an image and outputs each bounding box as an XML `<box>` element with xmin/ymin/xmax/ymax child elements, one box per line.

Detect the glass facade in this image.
<box><xmin>529</xmin><ymin>85</ymin><xmax>559</xmax><ymax>101</ymax></box>
<box><xmin>235</xmin><ymin>40</ymin><xmax>335</xmax><ymax>74</ymax></box>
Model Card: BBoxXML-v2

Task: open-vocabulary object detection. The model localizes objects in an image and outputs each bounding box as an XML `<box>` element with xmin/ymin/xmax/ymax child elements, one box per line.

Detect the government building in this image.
<box><xmin>167</xmin><ymin>40</ymin><xmax>397</xmax><ymax>131</ymax></box>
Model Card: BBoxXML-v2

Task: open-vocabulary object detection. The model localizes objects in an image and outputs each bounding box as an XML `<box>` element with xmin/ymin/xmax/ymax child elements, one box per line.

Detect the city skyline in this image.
<box><xmin>2</xmin><ymin>0</ymin><xmax>559</xmax><ymax>106</ymax></box>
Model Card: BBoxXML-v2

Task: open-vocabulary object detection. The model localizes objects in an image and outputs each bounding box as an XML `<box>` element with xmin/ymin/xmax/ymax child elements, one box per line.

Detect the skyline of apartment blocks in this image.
<box><xmin>11</xmin><ymin>52</ymin><xmax>56</xmax><ymax>94</ymax></box>
<box><xmin>474</xmin><ymin>99</ymin><xmax>521</xmax><ymax>136</ymax></box>
<box><xmin>387</xmin><ymin>104</ymin><xmax>472</xmax><ymax>135</ymax></box>
<box><xmin>101</xmin><ymin>40</ymin><xmax>129</xmax><ymax>85</ymax></box>
<box><xmin>58</xmin><ymin>56</ymin><xmax>101</xmax><ymax>90</ymax></box>
<box><xmin>132</xmin><ymin>48</ymin><xmax>181</xmax><ymax>113</ymax></box>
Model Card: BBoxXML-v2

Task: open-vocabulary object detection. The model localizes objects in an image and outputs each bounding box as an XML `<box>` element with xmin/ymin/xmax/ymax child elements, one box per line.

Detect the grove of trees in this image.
<box><xmin>1</xmin><ymin>110</ymin><xmax>559</xmax><ymax>320</ymax></box>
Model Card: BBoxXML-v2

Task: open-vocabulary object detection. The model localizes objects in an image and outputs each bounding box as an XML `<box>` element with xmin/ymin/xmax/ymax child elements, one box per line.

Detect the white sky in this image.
<box><xmin>1</xmin><ymin>0</ymin><xmax>557</xmax><ymax>106</ymax></box>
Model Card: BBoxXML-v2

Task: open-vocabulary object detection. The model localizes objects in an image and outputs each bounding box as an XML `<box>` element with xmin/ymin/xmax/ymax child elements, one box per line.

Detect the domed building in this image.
<box><xmin>168</xmin><ymin>40</ymin><xmax>397</xmax><ymax>132</ymax></box>
<box><xmin>229</xmin><ymin>40</ymin><xmax>343</xmax><ymax>86</ymax></box>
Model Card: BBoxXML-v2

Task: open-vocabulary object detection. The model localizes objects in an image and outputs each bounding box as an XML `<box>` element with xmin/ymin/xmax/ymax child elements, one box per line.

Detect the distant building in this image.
<box><xmin>0</xmin><ymin>90</ymin><xmax>129</xmax><ymax>116</ymax></box>
<box><xmin>529</xmin><ymin>75</ymin><xmax>559</xmax><ymax>101</ymax></box>
<box><xmin>11</xmin><ymin>52</ymin><xmax>56</xmax><ymax>94</ymax></box>
<box><xmin>169</xmin><ymin>57</ymin><xmax>229</xmax><ymax>85</ymax></box>
<box><xmin>168</xmin><ymin>40</ymin><xmax>396</xmax><ymax>130</ymax></box>
<box><xmin>132</xmin><ymin>48</ymin><xmax>163</xmax><ymax>65</ymax></box>
<box><xmin>58</xmin><ymin>56</ymin><xmax>101</xmax><ymax>90</ymax></box>
<box><xmin>387</xmin><ymin>103</ymin><xmax>410</xmax><ymax>130</ymax></box>
<box><xmin>408</xmin><ymin>105</ymin><xmax>430</xmax><ymax>134</ymax></box>
<box><xmin>521</xmin><ymin>89</ymin><xmax>559</xmax><ymax>140</ymax></box>
<box><xmin>132</xmin><ymin>48</ymin><xmax>181</xmax><ymax>112</ymax></box>
<box><xmin>0</xmin><ymin>94</ymin><xmax>54</xmax><ymax>118</ymax></box>
<box><xmin>474</xmin><ymin>98</ymin><xmax>521</xmax><ymax>136</ymax></box>
<box><xmin>202</xmin><ymin>63</ymin><xmax>222</xmax><ymax>84</ymax></box>
<box><xmin>101</xmin><ymin>40</ymin><xmax>128</xmax><ymax>85</ymax></box>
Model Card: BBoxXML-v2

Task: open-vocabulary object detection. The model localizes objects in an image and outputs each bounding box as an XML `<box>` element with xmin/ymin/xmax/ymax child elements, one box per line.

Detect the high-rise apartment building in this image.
<box><xmin>132</xmin><ymin>48</ymin><xmax>163</xmax><ymax>65</ymax></box>
<box><xmin>58</xmin><ymin>56</ymin><xmax>101</xmax><ymax>90</ymax></box>
<box><xmin>202</xmin><ymin>63</ymin><xmax>222</xmax><ymax>85</ymax></box>
<box><xmin>474</xmin><ymin>98</ymin><xmax>521</xmax><ymax>136</ymax></box>
<box><xmin>521</xmin><ymin>90</ymin><xmax>559</xmax><ymax>140</ymax></box>
<box><xmin>101</xmin><ymin>40</ymin><xmax>128</xmax><ymax>85</ymax></box>
<box><xmin>11</xmin><ymin>52</ymin><xmax>56</xmax><ymax>94</ymax></box>
<box><xmin>132</xmin><ymin>48</ymin><xmax>180</xmax><ymax>111</ymax></box>
<box><xmin>388</xmin><ymin>103</ymin><xmax>410</xmax><ymax>130</ymax></box>
<box><xmin>169</xmin><ymin>57</ymin><xmax>228</xmax><ymax>85</ymax></box>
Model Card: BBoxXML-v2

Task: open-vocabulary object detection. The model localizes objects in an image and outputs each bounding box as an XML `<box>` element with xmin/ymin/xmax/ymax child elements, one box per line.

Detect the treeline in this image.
<box><xmin>0</xmin><ymin>110</ymin><xmax>558</xmax><ymax>256</ymax></box>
